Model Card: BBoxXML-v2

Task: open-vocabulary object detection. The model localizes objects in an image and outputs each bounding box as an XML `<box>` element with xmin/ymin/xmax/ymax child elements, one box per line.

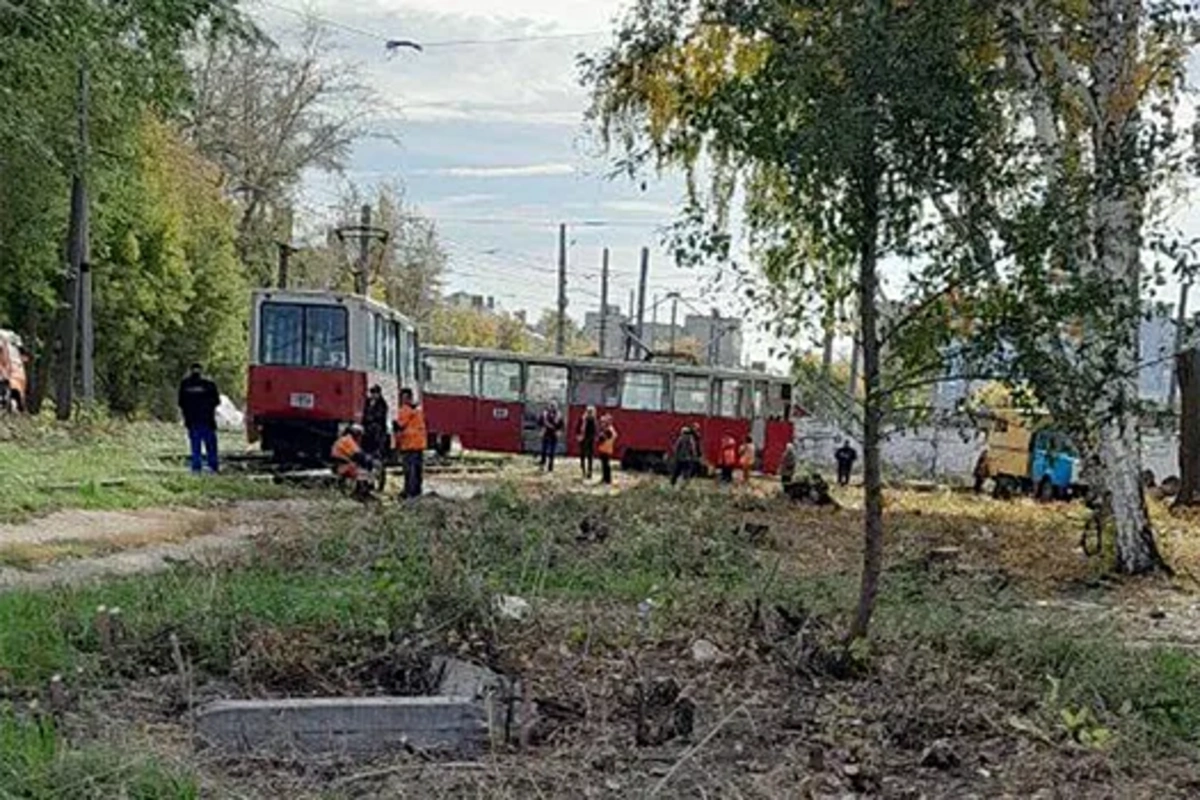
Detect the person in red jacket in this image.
<box><xmin>718</xmin><ymin>434</ymin><xmax>738</xmax><ymax>484</ymax></box>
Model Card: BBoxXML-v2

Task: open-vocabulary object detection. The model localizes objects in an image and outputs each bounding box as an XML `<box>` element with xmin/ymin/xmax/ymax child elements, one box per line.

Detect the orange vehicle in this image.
<box><xmin>0</xmin><ymin>329</ymin><xmax>28</xmax><ymax>412</ymax></box>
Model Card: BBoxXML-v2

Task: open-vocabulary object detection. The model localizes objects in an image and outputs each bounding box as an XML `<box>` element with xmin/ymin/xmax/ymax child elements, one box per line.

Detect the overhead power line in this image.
<box><xmin>255</xmin><ymin>0</ymin><xmax>605</xmax><ymax>49</ymax></box>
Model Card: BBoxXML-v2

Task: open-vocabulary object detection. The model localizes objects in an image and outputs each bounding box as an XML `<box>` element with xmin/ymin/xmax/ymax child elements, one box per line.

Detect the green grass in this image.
<box><xmin>0</xmin><ymin>416</ymin><xmax>291</xmax><ymax>522</ymax></box>
<box><xmin>0</xmin><ymin>710</ymin><xmax>197</xmax><ymax>799</ymax></box>
<box><xmin>1</xmin><ymin>482</ymin><xmax>1198</xmax><ymax>774</ymax></box>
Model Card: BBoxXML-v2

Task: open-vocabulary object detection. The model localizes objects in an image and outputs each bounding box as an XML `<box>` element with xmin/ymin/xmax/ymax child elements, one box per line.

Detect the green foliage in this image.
<box><xmin>0</xmin><ymin>0</ymin><xmax>248</xmax><ymax>416</ymax></box>
<box><xmin>0</xmin><ymin>710</ymin><xmax>198</xmax><ymax>799</ymax></box>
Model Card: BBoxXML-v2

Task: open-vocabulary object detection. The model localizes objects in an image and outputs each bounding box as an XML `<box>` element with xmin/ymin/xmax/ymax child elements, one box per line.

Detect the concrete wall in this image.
<box><xmin>795</xmin><ymin>417</ymin><xmax>1182</xmax><ymax>484</ymax></box>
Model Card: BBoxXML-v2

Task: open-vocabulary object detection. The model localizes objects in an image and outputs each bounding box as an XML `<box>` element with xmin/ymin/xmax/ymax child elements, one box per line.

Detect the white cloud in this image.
<box><xmin>426</xmin><ymin>192</ymin><xmax>501</xmax><ymax>208</ymax></box>
<box><xmin>421</xmin><ymin>163</ymin><xmax>576</xmax><ymax>178</ymax></box>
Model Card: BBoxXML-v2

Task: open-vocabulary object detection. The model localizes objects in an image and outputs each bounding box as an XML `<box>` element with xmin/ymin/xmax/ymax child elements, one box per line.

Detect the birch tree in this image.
<box><xmin>925</xmin><ymin>0</ymin><xmax>1192</xmax><ymax>573</ymax></box>
<box><xmin>583</xmin><ymin>0</ymin><xmax>1002</xmax><ymax>640</ymax></box>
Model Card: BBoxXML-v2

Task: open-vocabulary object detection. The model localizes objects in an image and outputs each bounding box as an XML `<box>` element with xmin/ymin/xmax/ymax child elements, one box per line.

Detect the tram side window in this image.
<box><xmin>403</xmin><ymin>329</ymin><xmax>419</xmax><ymax>395</ymax></box>
<box><xmin>621</xmin><ymin>371</ymin><xmax>667</xmax><ymax>412</ymax></box>
<box><xmin>673</xmin><ymin>375</ymin><xmax>709</xmax><ymax>414</ymax></box>
<box><xmin>714</xmin><ymin>379</ymin><xmax>746</xmax><ymax>419</ymax></box>
<box><xmin>260</xmin><ymin>303</ymin><xmax>347</xmax><ymax>368</ymax></box>
<box><xmin>573</xmin><ymin>367</ymin><xmax>620</xmax><ymax>408</ymax></box>
<box><xmin>478</xmin><ymin>360</ymin><xmax>522</xmax><ymax>402</ymax></box>
<box><xmin>527</xmin><ymin>364</ymin><xmax>569</xmax><ymax>407</ymax></box>
<box><xmin>424</xmin><ymin>355</ymin><xmax>472</xmax><ymax>396</ymax></box>
<box><xmin>767</xmin><ymin>383</ymin><xmax>792</xmax><ymax>420</ymax></box>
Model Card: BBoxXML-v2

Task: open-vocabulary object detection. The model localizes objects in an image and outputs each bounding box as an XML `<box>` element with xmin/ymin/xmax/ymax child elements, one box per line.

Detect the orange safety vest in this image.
<box><xmin>395</xmin><ymin>404</ymin><xmax>427</xmax><ymax>453</ymax></box>
<box><xmin>739</xmin><ymin>443</ymin><xmax>755</xmax><ymax>469</ymax></box>
<box><xmin>331</xmin><ymin>434</ymin><xmax>362</xmax><ymax>479</ymax></box>
<box><xmin>719</xmin><ymin>437</ymin><xmax>738</xmax><ymax>468</ymax></box>
<box><xmin>597</xmin><ymin>426</ymin><xmax>618</xmax><ymax>456</ymax></box>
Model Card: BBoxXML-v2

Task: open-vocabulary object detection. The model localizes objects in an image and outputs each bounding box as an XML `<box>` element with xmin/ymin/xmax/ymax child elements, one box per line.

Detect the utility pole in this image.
<box><xmin>708</xmin><ymin>308</ymin><xmax>719</xmax><ymax>366</ymax></box>
<box><xmin>650</xmin><ymin>292</ymin><xmax>659</xmax><ymax>352</ymax></box>
<box><xmin>355</xmin><ymin>204</ymin><xmax>371</xmax><ymax>296</ymax></box>
<box><xmin>335</xmin><ymin>206</ymin><xmax>388</xmax><ymax>298</ymax></box>
<box><xmin>598</xmin><ymin>248</ymin><xmax>610</xmax><ymax>358</ymax></box>
<box><xmin>78</xmin><ymin>58</ymin><xmax>93</xmax><ymax>406</ymax></box>
<box><xmin>669</xmin><ymin>293</ymin><xmax>678</xmax><ymax>355</ymax></box>
<box><xmin>635</xmin><ymin>247</ymin><xmax>649</xmax><ymax>352</ymax></box>
<box><xmin>55</xmin><ymin>58</ymin><xmax>90</xmax><ymax>419</ymax></box>
<box><xmin>625</xmin><ymin>289</ymin><xmax>636</xmax><ymax>359</ymax></box>
<box><xmin>1170</xmin><ymin>279</ymin><xmax>1192</xmax><ymax>409</ymax></box>
<box><xmin>556</xmin><ymin>223</ymin><xmax>567</xmax><ymax>355</ymax></box>
<box><xmin>276</xmin><ymin>242</ymin><xmax>299</xmax><ymax>289</ymax></box>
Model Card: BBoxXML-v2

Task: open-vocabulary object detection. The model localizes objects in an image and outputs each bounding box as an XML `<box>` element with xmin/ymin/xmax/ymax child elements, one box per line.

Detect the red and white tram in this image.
<box><xmin>246</xmin><ymin>289</ymin><xmax>420</xmax><ymax>459</ymax></box>
<box><xmin>420</xmin><ymin>345</ymin><xmax>797</xmax><ymax>474</ymax></box>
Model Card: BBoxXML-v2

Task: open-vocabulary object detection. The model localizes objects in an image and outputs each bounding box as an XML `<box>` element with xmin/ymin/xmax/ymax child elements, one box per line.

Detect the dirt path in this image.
<box><xmin>0</xmin><ymin>500</ymin><xmax>314</xmax><ymax>591</ymax></box>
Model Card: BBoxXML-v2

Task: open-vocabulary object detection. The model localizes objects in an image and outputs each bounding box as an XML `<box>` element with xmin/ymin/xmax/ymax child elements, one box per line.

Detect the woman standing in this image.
<box><xmin>597</xmin><ymin>414</ymin><xmax>618</xmax><ymax>485</ymax></box>
<box><xmin>577</xmin><ymin>406</ymin><xmax>598</xmax><ymax>479</ymax></box>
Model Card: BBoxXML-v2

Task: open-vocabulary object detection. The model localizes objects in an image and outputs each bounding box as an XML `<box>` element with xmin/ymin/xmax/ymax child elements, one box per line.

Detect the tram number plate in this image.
<box><xmin>492</xmin><ymin>407</ymin><xmax>509</xmax><ymax>420</ymax></box>
<box><xmin>289</xmin><ymin>392</ymin><xmax>315</xmax><ymax>409</ymax></box>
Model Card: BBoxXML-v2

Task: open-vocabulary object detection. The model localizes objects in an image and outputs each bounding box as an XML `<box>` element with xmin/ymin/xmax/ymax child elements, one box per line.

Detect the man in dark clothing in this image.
<box><xmin>671</xmin><ymin>426</ymin><xmax>699</xmax><ymax>486</ymax></box>
<box><xmin>577</xmin><ymin>406</ymin><xmax>597</xmax><ymax>479</ymax></box>
<box><xmin>539</xmin><ymin>400</ymin><xmax>563</xmax><ymax>472</ymax></box>
<box><xmin>834</xmin><ymin>440</ymin><xmax>857</xmax><ymax>487</ymax></box>
<box><xmin>178</xmin><ymin>363</ymin><xmax>220</xmax><ymax>474</ymax></box>
<box><xmin>362</xmin><ymin>385</ymin><xmax>390</xmax><ymax>461</ymax></box>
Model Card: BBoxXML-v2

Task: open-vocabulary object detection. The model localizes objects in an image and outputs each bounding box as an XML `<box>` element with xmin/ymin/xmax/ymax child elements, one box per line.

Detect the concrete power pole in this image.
<box><xmin>598</xmin><ymin>248</ymin><xmax>609</xmax><ymax>357</ymax></box>
<box><xmin>625</xmin><ymin>289</ymin><xmax>636</xmax><ymax>359</ymax></box>
<box><xmin>669</xmin><ymin>293</ymin><xmax>678</xmax><ymax>356</ymax></box>
<box><xmin>556</xmin><ymin>223</ymin><xmax>567</xmax><ymax>356</ymax></box>
<box><xmin>635</xmin><ymin>247</ymin><xmax>649</xmax><ymax>356</ymax></box>
<box><xmin>650</xmin><ymin>292</ymin><xmax>659</xmax><ymax>352</ymax></box>
<box><xmin>708</xmin><ymin>308</ymin><xmax>719</xmax><ymax>366</ymax></box>
<box><xmin>355</xmin><ymin>204</ymin><xmax>371</xmax><ymax>296</ymax></box>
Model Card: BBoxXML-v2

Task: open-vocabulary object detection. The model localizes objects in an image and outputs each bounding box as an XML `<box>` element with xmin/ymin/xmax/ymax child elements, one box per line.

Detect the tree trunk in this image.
<box><xmin>849</xmin><ymin>173</ymin><xmax>884</xmax><ymax>643</ymax></box>
<box><xmin>1088</xmin><ymin>0</ymin><xmax>1165</xmax><ymax>575</ymax></box>
<box><xmin>1175</xmin><ymin>348</ymin><xmax>1200</xmax><ymax>505</ymax></box>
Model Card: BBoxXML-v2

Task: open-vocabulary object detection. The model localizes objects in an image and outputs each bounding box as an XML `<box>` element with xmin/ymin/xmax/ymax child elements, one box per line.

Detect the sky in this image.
<box><xmin>245</xmin><ymin>0</ymin><xmax>788</xmax><ymax>367</ymax></box>
<box><xmin>246</xmin><ymin>0</ymin><xmax>1200</xmax><ymax>371</ymax></box>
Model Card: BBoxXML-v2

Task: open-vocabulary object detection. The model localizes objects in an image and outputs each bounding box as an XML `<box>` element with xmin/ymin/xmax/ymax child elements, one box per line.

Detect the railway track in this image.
<box><xmin>156</xmin><ymin>451</ymin><xmax>511</xmax><ymax>483</ymax></box>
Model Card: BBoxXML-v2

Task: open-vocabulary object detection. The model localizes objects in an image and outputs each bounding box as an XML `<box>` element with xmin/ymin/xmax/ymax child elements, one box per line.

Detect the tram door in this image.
<box><xmin>522</xmin><ymin>363</ymin><xmax>570</xmax><ymax>455</ymax></box>
<box><xmin>750</xmin><ymin>381</ymin><xmax>768</xmax><ymax>459</ymax></box>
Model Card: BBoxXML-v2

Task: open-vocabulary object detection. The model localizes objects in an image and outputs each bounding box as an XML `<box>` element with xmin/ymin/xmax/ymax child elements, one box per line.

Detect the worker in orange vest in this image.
<box><xmin>395</xmin><ymin>387</ymin><xmax>427</xmax><ymax>499</ymax></box>
<box><xmin>331</xmin><ymin>424</ymin><xmax>373</xmax><ymax>499</ymax></box>
<box><xmin>739</xmin><ymin>435</ymin><xmax>755</xmax><ymax>483</ymax></box>
<box><xmin>718</xmin><ymin>434</ymin><xmax>738</xmax><ymax>484</ymax></box>
<box><xmin>596</xmin><ymin>414</ymin><xmax>618</xmax><ymax>485</ymax></box>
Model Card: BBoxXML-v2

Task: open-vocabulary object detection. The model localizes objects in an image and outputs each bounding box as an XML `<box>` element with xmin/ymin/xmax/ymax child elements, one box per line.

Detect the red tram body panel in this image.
<box><xmin>421</xmin><ymin>346</ymin><xmax>796</xmax><ymax>474</ymax></box>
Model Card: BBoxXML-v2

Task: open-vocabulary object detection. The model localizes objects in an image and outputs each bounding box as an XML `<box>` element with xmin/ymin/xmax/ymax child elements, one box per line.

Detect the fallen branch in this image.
<box><xmin>648</xmin><ymin>703</ymin><xmax>749</xmax><ymax>797</ymax></box>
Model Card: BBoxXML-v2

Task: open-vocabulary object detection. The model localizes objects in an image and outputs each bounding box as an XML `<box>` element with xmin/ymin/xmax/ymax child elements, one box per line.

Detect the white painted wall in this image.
<box><xmin>794</xmin><ymin>417</ymin><xmax>1182</xmax><ymax>484</ymax></box>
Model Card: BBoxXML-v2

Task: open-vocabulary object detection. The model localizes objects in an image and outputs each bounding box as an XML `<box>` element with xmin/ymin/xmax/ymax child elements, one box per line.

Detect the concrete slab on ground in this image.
<box><xmin>195</xmin><ymin>696</ymin><xmax>489</xmax><ymax>758</ymax></box>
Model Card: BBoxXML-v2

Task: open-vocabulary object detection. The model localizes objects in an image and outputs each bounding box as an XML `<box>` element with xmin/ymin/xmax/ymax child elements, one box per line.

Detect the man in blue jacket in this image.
<box><xmin>178</xmin><ymin>363</ymin><xmax>221</xmax><ymax>474</ymax></box>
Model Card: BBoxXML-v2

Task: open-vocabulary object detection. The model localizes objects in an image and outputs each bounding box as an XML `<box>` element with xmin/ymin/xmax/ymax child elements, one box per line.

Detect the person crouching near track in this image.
<box><xmin>331</xmin><ymin>424</ymin><xmax>373</xmax><ymax>500</ymax></box>
<box><xmin>395</xmin><ymin>388</ymin><xmax>427</xmax><ymax>499</ymax></box>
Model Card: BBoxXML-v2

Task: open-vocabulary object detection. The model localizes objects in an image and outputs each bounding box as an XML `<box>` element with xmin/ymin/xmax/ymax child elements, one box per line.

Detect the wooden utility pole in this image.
<box><xmin>598</xmin><ymin>248</ymin><xmax>609</xmax><ymax>357</ymax></box>
<box><xmin>78</xmin><ymin>58</ymin><xmax>93</xmax><ymax>406</ymax></box>
<box><xmin>1176</xmin><ymin>347</ymin><xmax>1200</xmax><ymax>506</ymax></box>
<box><xmin>635</xmin><ymin>247</ymin><xmax>649</xmax><ymax>350</ymax></box>
<box><xmin>556</xmin><ymin>223</ymin><xmax>567</xmax><ymax>356</ymax></box>
<box><xmin>1170</xmin><ymin>280</ymin><xmax>1192</xmax><ymax>409</ymax></box>
<box><xmin>55</xmin><ymin>58</ymin><xmax>90</xmax><ymax>419</ymax></box>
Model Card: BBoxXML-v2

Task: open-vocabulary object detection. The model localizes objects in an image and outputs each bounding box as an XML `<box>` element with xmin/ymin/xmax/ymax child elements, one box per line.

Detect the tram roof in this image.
<box><xmin>422</xmin><ymin>344</ymin><xmax>787</xmax><ymax>383</ymax></box>
<box><xmin>251</xmin><ymin>288</ymin><xmax>414</xmax><ymax>322</ymax></box>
